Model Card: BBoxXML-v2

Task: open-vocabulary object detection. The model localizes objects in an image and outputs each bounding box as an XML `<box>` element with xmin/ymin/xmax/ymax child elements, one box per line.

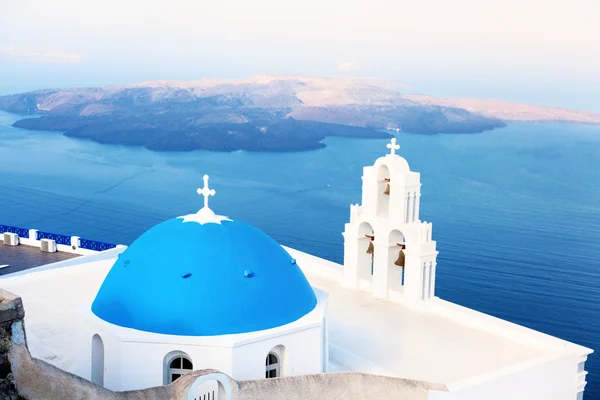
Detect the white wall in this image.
<box><xmin>231</xmin><ymin>324</ymin><xmax>323</xmax><ymax>380</ymax></box>
<box><xmin>75</xmin><ymin>314</ymin><xmax>324</xmax><ymax>392</ymax></box>
<box><xmin>428</xmin><ymin>352</ymin><xmax>579</xmax><ymax>400</ymax></box>
<box><xmin>111</xmin><ymin>341</ymin><xmax>233</xmax><ymax>391</ymax></box>
<box><xmin>71</xmin><ymin>324</ymin><xmax>123</xmax><ymax>390</ymax></box>
<box><xmin>103</xmin><ymin>323</ymin><xmax>323</xmax><ymax>391</ymax></box>
<box><xmin>99</xmin><ymin>333</ymin><xmax>124</xmax><ymax>390</ymax></box>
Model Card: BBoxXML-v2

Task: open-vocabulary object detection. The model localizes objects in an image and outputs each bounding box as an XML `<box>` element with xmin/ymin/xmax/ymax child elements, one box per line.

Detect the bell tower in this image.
<box><xmin>342</xmin><ymin>138</ymin><xmax>439</xmax><ymax>309</ymax></box>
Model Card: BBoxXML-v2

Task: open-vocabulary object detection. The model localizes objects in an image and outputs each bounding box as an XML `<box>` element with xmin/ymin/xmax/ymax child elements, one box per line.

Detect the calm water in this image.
<box><xmin>1</xmin><ymin>111</ymin><xmax>599</xmax><ymax>396</ymax></box>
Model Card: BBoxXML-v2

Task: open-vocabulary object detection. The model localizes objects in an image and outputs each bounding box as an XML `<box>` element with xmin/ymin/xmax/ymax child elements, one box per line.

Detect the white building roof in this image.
<box><xmin>0</xmin><ymin>246</ymin><xmax>592</xmax><ymax>391</ymax></box>
<box><xmin>285</xmin><ymin>247</ymin><xmax>592</xmax><ymax>389</ymax></box>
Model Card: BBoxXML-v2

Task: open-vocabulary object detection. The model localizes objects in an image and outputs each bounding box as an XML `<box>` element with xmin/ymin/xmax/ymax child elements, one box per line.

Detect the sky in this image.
<box><xmin>1</xmin><ymin>0</ymin><xmax>599</xmax><ymax>110</ymax></box>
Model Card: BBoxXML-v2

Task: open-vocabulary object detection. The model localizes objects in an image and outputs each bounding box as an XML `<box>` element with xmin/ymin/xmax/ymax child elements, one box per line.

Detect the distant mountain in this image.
<box><xmin>7</xmin><ymin>75</ymin><xmax>590</xmax><ymax>152</ymax></box>
<box><xmin>403</xmin><ymin>95</ymin><xmax>600</xmax><ymax>124</ymax></box>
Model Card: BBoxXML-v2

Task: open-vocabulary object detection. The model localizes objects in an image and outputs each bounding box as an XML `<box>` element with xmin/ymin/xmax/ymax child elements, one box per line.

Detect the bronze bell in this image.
<box><xmin>366</xmin><ymin>241</ymin><xmax>374</xmax><ymax>255</ymax></box>
<box><xmin>384</xmin><ymin>183</ymin><xmax>390</xmax><ymax>195</ymax></box>
<box><xmin>394</xmin><ymin>249</ymin><xmax>405</xmax><ymax>267</ymax></box>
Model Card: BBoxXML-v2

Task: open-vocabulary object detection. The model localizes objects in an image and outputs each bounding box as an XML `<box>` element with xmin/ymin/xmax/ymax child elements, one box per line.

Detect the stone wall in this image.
<box><xmin>0</xmin><ymin>288</ymin><xmax>26</xmax><ymax>399</ymax></box>
<box><xmin>0</xmin><ymin>288</ymin><xmax>447</xmax><ymax>400</ymax></box>
<box><xmin>235</xmin><ymin>372</ymin><xmax>445</xmax><ymax>400</ymax></box>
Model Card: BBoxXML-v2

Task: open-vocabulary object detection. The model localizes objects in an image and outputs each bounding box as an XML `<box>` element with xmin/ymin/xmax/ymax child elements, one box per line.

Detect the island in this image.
<box><xmin>0</xmin><ymin>75</ymin><xmax>550</xmax><ymax>152</ymax></box>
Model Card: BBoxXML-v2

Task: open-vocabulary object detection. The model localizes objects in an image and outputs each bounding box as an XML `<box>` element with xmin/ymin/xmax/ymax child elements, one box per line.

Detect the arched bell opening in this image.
<box><xmin>376</xmin><ymin>164</ymin><xmax>391</xmax><ymax>218</ymax></box>
<box><xmin>387</xmin><ymin>229</ymin><xmax>406</xmax><ymax>291</ymax></box>
<box><xmin>357</xmin><ymin>222</ymin><xmax>375</xmax><ymax>290</ymax></box>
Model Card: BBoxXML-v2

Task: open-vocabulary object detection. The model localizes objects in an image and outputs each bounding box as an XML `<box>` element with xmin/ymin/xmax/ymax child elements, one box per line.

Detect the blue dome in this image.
<box><xmin>91</xmin><ymin>215</ymin><xmax>317</xmax><ymax>336</ymax></box>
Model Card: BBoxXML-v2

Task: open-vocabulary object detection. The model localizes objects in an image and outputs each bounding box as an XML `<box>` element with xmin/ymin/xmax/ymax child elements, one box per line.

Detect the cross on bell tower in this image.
<box><xmin>197</xmin><ymin>174</ymin><xmax>216</xmax><ymax>209</ymax></box>
<box><xmin>387</xmin><ymin>137</ymin><xmax>400</xmax><ymax>156</ymax></box>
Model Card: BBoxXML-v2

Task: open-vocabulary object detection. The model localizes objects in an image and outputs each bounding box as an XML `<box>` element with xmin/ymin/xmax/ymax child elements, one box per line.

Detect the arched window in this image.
<box><xmin>91</xmin><ymin>334</ymin><xmax>104</xmax><ymax>386</ymax></box>
<box><xmin>421</xmin><ymin>262</ymin><xmax>427</xmax><ymax>300</ymax></box>
<box><xmin>405</xmin><ymin>193</ymin><xmax>411</xmax><ymax>223</ymax></box>
<box><xmin>428</xmin><ymin>261</ymin><xmax>434</xmax><ymax>298</ymax></box>
<box><xmin>265</xmin><ymin>352</ymin><xmax>280</xmax><ymax>378</ymax></box>
<box><xmin>412</xmin><ymin>192</ymin><xmax>417</xmax><ymax>222</ymax></box>
<box><xmin>167</xmin><ymin>354</ymin><xmax>193</xmax><ymax>383</ymax></box>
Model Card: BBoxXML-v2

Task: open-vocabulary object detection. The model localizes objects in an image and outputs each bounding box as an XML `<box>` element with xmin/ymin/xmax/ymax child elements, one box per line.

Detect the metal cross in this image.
<box><xmin>197</xmin><ymin>174</ymin><xmax>216</xmax><ymax>209</ymax></box>
<box><xmin>387</xmin><ymin>137</ymin><xmax>400</xmax><ymax>155</ymax></box>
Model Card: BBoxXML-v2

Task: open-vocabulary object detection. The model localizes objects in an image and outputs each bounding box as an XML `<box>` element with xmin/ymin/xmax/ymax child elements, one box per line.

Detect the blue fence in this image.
<box><xmin>2</xmin><ymin>224</ymin><xmax>118</xmax><ymax>252</ymax></box>
<box><xmin>79</xmin><ymin>238</ymin><xmax>117</xmax><ymax>252</ymax></box>
<box><xmin>0</xmin><ymin>225</ymin><xmax>30</xmax><ymax>238</ymax></box>
<box><xmin>36</xmin><ymin>231</ymin><xmax>72</xmax><ymax>245</ymax></box>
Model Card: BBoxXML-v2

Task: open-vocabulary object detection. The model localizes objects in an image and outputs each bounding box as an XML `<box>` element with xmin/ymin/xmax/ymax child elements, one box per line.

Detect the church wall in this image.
<box><xmin>113</xmin><ymin>341</ymin><xmax>233</xmax><ymax>391</ymax></box>
<box><xmin>71</xmin><ymin>316</ymin><xmax>137</xmax><ymax>391</ymax></box>
<box><xmin>70</xmin><ymin>276</ymin><xmax>327</xmax><ymax>392</ymax></box>
<box><xmin>97</xmin><ymin>332</ymin><xmax>124</xmax><ymax>390</ymax></box>
<box><xmin>231</xmin><ymin>323</ymin><xmax>323</xmax><ymax>380</ymax></box>
<box><xmin>428</xmin><ymin>351</ymin><xmax>579</xmax><ymax>400</ymax></box>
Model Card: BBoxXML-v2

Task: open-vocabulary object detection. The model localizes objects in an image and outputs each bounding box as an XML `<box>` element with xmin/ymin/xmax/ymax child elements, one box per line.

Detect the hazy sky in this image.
<box><xmin>1</xmin><ymin>0</ymin><xmax>599</xmax><ymax>109</ymax></box>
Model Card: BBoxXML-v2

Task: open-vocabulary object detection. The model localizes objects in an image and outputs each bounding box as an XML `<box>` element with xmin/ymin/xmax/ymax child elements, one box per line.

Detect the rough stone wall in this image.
<box><xmin>0</xmin><ymin>288</ymin><xmax>447</xmax><ymax>400</ymax></box>
<box><xmin>0</xmin><ymin>288</ymin><xmax>26</xmax><ymax>400</ymax></box>
<box><xmin>235</xmin><ymin>372</ymin><xmax>444</xmax><ymax>400</ymax></box>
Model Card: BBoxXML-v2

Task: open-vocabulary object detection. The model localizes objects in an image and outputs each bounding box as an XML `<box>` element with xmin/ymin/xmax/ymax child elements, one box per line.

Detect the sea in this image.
<box><xmin>1</xmin><ymin>107</ymin><xmax>599</xmax><ymax>397</ymax></box>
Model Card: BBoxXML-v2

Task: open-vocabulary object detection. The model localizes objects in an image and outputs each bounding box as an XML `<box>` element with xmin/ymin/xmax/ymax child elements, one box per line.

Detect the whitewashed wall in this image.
<box><xmin>36</xmin><ymin>301</ymin><xmax>324</xmax><ymax>392</ymax></box>
<box><xmin>112</xmin><ymin>341</ymin><xmax>233</xmax><ymax>391</ymax></box>
<box><xmin>231</xmin><ymin>323</ymin><xmax>324</xmax><ymax>380</ymax></box>
<box><xmin>428</xmin><ymin>352</ymin><xmax>579</xmax><ymax>400</ymax></box>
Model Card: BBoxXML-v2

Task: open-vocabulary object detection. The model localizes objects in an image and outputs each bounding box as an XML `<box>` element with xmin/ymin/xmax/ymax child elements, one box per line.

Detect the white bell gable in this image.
<box><xmin>342</xmin><ymin>138</ymin><xmax>439</xmax><ymax>309</ymax></box>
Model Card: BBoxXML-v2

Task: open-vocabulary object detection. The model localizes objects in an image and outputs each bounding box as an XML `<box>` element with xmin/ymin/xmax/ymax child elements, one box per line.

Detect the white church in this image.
<box><xmin>0</xmin><ymin>138</ymin><xmax>593</xmax><ymax>399</ymax></box>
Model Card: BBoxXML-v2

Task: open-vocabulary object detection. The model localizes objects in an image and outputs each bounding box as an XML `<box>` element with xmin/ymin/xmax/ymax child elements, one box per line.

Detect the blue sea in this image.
<box><xmin>1</xmin><ymin>110</ymin><xmax>599</xmax><ymax>397</ymax></box>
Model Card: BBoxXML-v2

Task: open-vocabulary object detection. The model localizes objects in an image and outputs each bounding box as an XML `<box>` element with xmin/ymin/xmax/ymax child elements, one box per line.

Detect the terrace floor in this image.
<box><xmin>287</xmin><ymin>248</ymin><xmax>547</xmax><ymax>384</ymax></box>
<box><xmin>0</xmin><ymin>242</ymin><xmax>79</xmax><ymax>276</ymax></box>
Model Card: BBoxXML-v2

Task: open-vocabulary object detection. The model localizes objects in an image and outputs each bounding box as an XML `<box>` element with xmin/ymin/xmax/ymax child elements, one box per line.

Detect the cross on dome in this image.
<box><xmin>197</xmin><ymin>174</ymin><xmax>216</xmax><ymax>209</ymax></box>
<box><xmin>387</xmin><ymin>137</ymin><xmax>400</xmax><ymax>156</ymax></box>
<box><xmin>179</xmin><ymin>175</ymin><xmax>231</xmax><ymax>225</ymax></box>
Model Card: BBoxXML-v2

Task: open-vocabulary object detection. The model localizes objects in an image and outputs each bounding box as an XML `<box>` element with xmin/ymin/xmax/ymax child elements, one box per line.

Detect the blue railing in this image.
<box><xmin>2</xmin><ymin>224</ymin><xmax>118</xmax><ymax>252</ymax></box>
<box><xmin>0</xmin><ymin>225</ymin><xmax>30</xmax><ymax>238</ymax></box>
<box><xmin>79</xmin><ymin>238</ymin><xmax>117</xmax><ymax>252</ymax></box>
<box><xmin>36</xmin><ymin>230</ymin><xmax>72</xmax><ymax>246</ymax></box>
